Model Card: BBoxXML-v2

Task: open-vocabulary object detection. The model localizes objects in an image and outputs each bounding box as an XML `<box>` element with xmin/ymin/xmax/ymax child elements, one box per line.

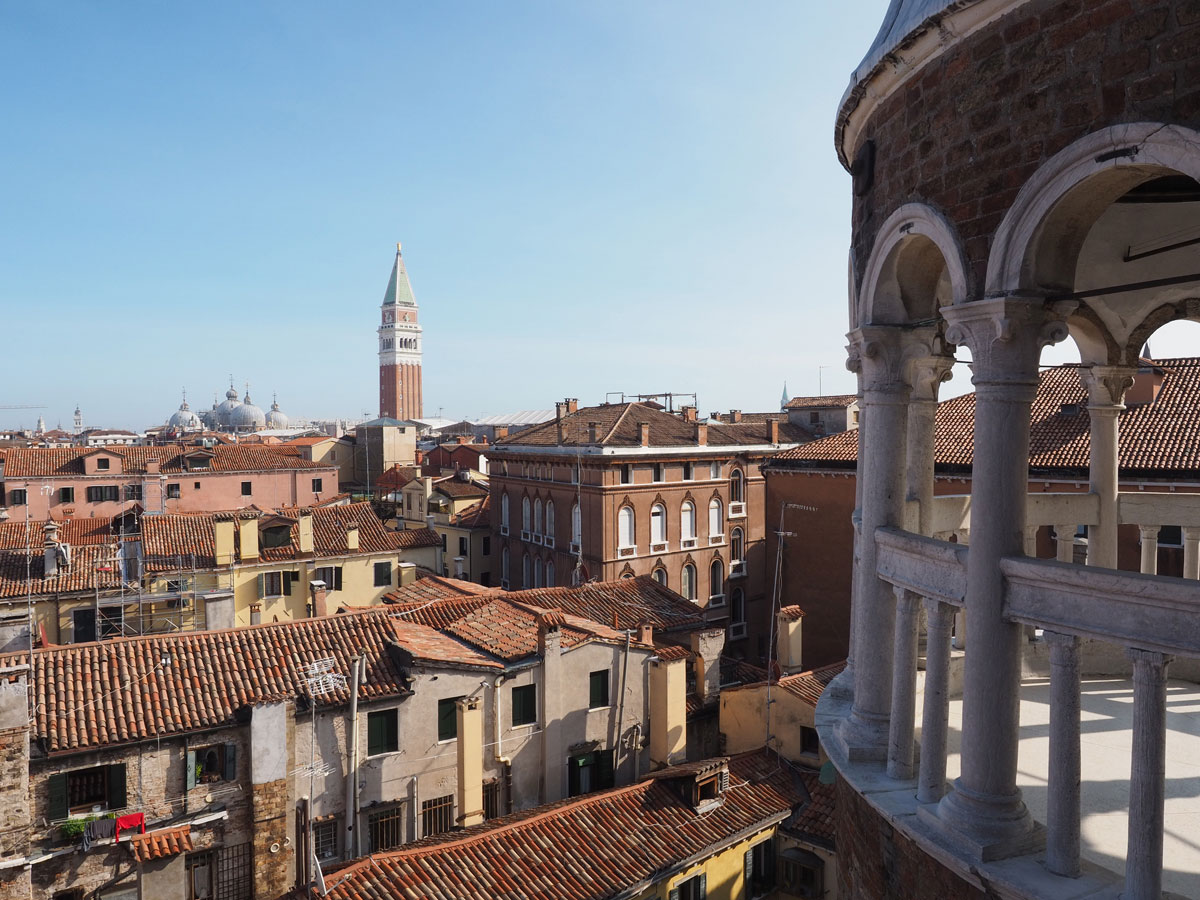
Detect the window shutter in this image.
<box><xmin>698</xmin><ymin>873</ymin><xmax>707</xmax><ymax>899</ymax></box>
<box><xmin>107</xmin><ymin>763</ymin><xmax>127</xmax><ymax>810</ymax></box>
<box><xmin>597</xmin><ymin>749</ymin><xmax>614</xmax><ymax>789</ymax></box>
<box><xmin>224</xmin><ymin>743</ymin><xmax>237</xmax><ymax>781</ymax></box>
<box><xmin>284</xmin><ymin>571</ymin><xmax>294</xmax><ymax>594</ymax></box>
<box><xmin>334</xmin><ymin>567</ymin><xmax>343</xmax><ymax>591</ymax></box>
<box><xmin>48</xmin><ymin>772</ymin><xmax>67</xmax><ymax>820</ymax></box>
<box><xmin>668</xmin><ymin>890</ymin><xmax>680</xmax><ymax>900</ymax></box>
<box><xmin>745</xmin><ymin>847</ymin><xmax>754</xmax><ymax>884</ymax></box>
<box><xmin>719</xmin><ymin>769</ymin><xmax>730</xmax><ymax>793</ymax></box>
<box><xmin>568</xmin><ymin>760</ymin><xmax>580</xmax><ymax>797</ymax></box>
<box><xmin>257</xmin><ymin>574</ymin><xmax>266</xmax><ymax>599</ymax></box>
<box><xmin>186</xmin><ymin>750</ymin><xmax>197</xmax><ymax>790</ymax></box>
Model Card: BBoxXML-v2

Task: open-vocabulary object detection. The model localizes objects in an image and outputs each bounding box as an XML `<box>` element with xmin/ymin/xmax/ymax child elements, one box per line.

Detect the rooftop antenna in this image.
<box><xmin>818</xmin><ymin>366</ymin><xmax>831</xmax><ymax>397</ymax></box>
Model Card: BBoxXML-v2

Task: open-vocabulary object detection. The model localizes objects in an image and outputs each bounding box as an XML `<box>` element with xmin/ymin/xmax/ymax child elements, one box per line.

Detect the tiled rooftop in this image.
<box><xmin>783</xmin><ymin>394</ymin><xmax>858</xmax><ymax>410</ymax></box>
<box><xmin>0</xmin><ymin>542</ymin><xmax>124</xmax><ymax>599</ymax></box>
<box><xmin>0</xmin><ymin>444</ymin><xmax>331</xmax><ymax>478</ymax></box>
<box><xmin>431</xmin><ymin>477</ymin><xmax>488</xmax><ymax>500</ymax></box>
<box><xmin>449</xmin><ymin>495</ymin><xmax>490</xmax><ymax>528</ymax></box>
<box><xmin>771</xmin><ymin>359</ymin><xmax>1200</xmax><ymax>477</ymax></box>
<box><xmin>774</xmin><ymin>661</ymin><xmax>847</xmax><ymax>707</ymax></box>
<box><xmin>320</xmin><ymin>750</ymin><xmax>813</xmax><ymax>900</ymax></box>
<box><xmin>128</xmin><ymin>825</ymin><xmax>193</xmax><ymax>862</ymax></box>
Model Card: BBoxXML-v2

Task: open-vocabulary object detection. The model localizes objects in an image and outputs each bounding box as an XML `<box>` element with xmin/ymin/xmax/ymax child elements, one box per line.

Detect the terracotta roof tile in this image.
<box><xmin>0</xmin><ymin>444</ymin><xmax>331</xmax><ymax>478</ymax></box>
<box><xmin>0</xmin><ymin>542</ymin><xmax>125</xmax><ymax>599</ymax></box>
<box><xmin>129</xmin><ymin>825</ymin><xmax>193</xmax><ymax>862</ymax></box>
<box><xmin>389</xmin><ymin>620</ymin><xmax>502</xmax><ymax>670</ymax></box>
<box><xmin>432</xmin><ymin>477</ymin><xmax>489</xmax><ymax>500</ymax></box>
<box><xmin>775</xmin><ymin>661</ymin><xmax>847</xmax><ymax>707</ymax></box>
<box><xmin>320</xmin><ymin>750</ymin><xmax>805</xmax><ymax>900</ymax></box>
<box><xmin>784</xmin><ymin>394</ymin><xmax>858</xmax><ymax>410</ymax></box>
<box><xmin>449</xmin><ymin>495</ymin><xmax>490</xmax><ymax>528</ymax></box>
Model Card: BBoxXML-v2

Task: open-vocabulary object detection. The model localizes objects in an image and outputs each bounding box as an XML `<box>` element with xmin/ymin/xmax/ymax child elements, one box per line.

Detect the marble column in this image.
<box><xmin>1138</xmin><ymin>525</ymin><xmax>1160</xmax><ymax>576</ymax></box>
<box><xmin>1054</xmin><ymin>524</ymin><xmax>1076</xmax><ymax>563</ymax></box>
<box><xmin>1183</xmin><ymin>526</ymin><xmax>1200</xmax><ymax>580</ymax></box>
<box><xmin>888</xmin><ymin>587</ymin><xmax>921</xmax><ymax>780</ymax></box>
<box><xmin>918</xmin><ymin>598</ymin><xmax>955</xmax><ymax>804</ymax></box>
<box><xmin>1080</xmin><ymin>366</ymin><xmax>1135</xmax><ymax>570</ymax></box>
<box><xmin>932</xmin><ymin>298</ymin><xmax>1068</xmax><ymax>858</ymax></box>
<box><xmin>1044</xmin><ymin>631</ymin><xmax>1081</xmax><ymax>877</ymax></box>
<box><xmin>1125</xmin><ymin>648</ymin><xmax>1173</xmax><ymax>900</ymax></box>
<box><xmin>906</xmin><ymin>353</ymin><xmax>955</xmax><ymax>537</ymax></box>
<box><xmin>834</xmin><ymin>326</ymin><xmax>923</xmax><ymax>760</ymax></box>
<box><xmin>840</xmin><ymin>382</ymin><xmax>866</xmax><ymax>700</ymax></box>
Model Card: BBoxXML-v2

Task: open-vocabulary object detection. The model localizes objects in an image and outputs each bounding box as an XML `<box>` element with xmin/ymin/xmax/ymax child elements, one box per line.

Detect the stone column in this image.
<box><xmin>1044</xmin><ymin>631</ymin><xmax>1081</xmax><ymax>877</ymax></box>
<box><xmin>887</xmin><ymin>588</ymin><xmax>921</xmax><ymax>780</ymax></box>
<box><xmin>834</xmin><ymin>326</ymin><xmax>920</xmax><ymax>760</ymax></box>
<box><xmin>1080</xmin><ymin>366</ymin><xmax>1135</xmax><ymax>570</ymax></box>
<box><xmin>1183</xmin><ymin>527</ymin><xmax>1200</xmax><ymax>580</ymax></box>
<box><xmin>906</xmin><ymin>353</ymin><xmax>955</xmax><ymax>537</ymax></box>
<box><xmin>932</xmin><ymin>298</ymin><xmax>1068</xmax><ymax>858</ymax></box>
<box><xmin>1054</xmin><ymin>524</ymin><xmax>1076</xmax><ymax>563</ymax></box>
<box><xmin>1138</xmin><ymin>525</ymin><xmax>1160</xmax><ymax>576</ymax></box>
<box><xmin>1125</xmin><ymin>648</ymin><xmax>1173</xmax><ymax>900</ymax></box>
<box><xmin>839</xmin><ymin>378</ymin><xmax>866</xmax><ymax>700</ymax></box>
<box><xmin>918</xmin><ymin>599</ymin><xmax>954</xmax><ymax>804</ymax></box>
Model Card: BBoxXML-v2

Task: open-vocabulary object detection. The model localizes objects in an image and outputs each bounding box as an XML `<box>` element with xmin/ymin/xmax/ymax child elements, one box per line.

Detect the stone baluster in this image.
<box><xmin>1080</xmin><ymin>366</ymin><xmax>1135</xmax><ymax>569</ymax></box>
<box><xmin>1125</xmin><ymin>648</ymin><xmax>1173</xmax><ymax>900</ymax></box>
<box><xmin>835</xmin><ymin>326</ymin><xmax>926</xmax><ymax>760</ymax></box>
<box><xmin>1183</xmin><ymin>526</ymin><xmax>1200</xmax><ymax>580</ymax></box>
<box><xmin>888</xmin><ymin>588</ymin><xmax>921</xmax><ymax>780</ymax></box>
<box><xmin>1138</xmin><ymin>525</ymin><xmax>1160</xmax><ymax>576</ymax></box>
<box><xmin>1044</xmin><ymin>631</ymin><xmax>1081</xmax><ymax>877</ymax></box>
<box><xmin>917</xmin><ymin>598</ymin><xmax>955</xmax><ymax>804</ymax></box>
<box><xmin>932</xmin><ymin>298</ymin><xmax>1068</xmax><ymax>858</ymax></box>
<box><xmin>1054</xmin><ymin>524</ymin><xmax>1076</xmax><ymax>563</ymax></box>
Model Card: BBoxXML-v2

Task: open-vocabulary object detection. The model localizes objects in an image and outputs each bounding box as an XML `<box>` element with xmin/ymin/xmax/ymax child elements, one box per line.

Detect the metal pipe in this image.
<box><xmin>491</xmin><ymin>674</ymin><xmax>512</xmax><ymax>812</ymax></box>
<box><xmin>344</xmin><ymin>655</ymin><xmax>363</xmax><ymax>861</ymax></box>
<box><xmin>1047</xmin><ymin>270</ymin><xmax>1200</xmax><ymax>302</ymax></box>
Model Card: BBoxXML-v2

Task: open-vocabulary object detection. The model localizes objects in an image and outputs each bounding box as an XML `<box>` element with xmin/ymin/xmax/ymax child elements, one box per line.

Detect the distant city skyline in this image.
<box><xmin>3</xmin><ymin>3</ymin><xmax>1196</xmax><ymax>433</ymax></box>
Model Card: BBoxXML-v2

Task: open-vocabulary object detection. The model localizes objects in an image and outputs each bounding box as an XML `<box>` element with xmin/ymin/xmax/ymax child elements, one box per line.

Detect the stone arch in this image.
<box><xmin>857</xmin><ymin>203</ymin><xmax>969</xmax><ymax>327</ymax></box>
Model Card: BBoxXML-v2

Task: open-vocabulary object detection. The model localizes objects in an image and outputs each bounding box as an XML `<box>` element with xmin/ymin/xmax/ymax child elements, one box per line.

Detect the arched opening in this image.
<box><xmin>680</xmin><ymin>564</ymin><xmax>696</xmax><ymax>601</ymax></box>
<box><xmin>709</xmin><ymin>558</ymin><xmax>724</xmax><ymax>603</ymax></box>
<box><xmin>618</xmin><ymin>506</ymin><xmax>635</xmax><ymax>549</ymax></box>
<box><xmin>650</xmin><ymin>503</ymin><xmax>666</xmax><ymax>544</ymax></box>
<box><xmin>652</xmin><ymin>567</ymin><xmax>667</xmax><ymax>587</ymax></box>
<box><xmin>681</xmin><ymin>501</ymin><xmax>696</xmax><ymax>542</ymax></box>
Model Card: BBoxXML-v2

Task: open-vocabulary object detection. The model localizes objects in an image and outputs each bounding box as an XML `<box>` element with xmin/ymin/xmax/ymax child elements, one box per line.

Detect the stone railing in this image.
<box><xmin>874</xmin><ymin>525</ymin><xmax>1200</xmax><ymax>899</ymax></box>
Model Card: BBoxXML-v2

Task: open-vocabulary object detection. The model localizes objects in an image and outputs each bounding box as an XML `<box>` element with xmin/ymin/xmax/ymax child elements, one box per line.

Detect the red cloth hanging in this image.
<box><xmin>115</xmin><ymin>812</ymin><xmax>145</xmax><ymax>837</ymax></box>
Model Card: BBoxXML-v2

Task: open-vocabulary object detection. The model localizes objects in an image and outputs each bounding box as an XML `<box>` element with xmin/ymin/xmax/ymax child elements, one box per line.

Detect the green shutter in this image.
<box><xmin>438</xmin><ymin>699</ymin><xmax>458</xmax><ymax>742</ymax></box>
<box><xmin>107</xmin><ymin>763</ymin><xmax>127</xmax><ymax>811</ymax></box>
<box><xmin>186</xmin><ymin>750</ymin><xmax>197</xmax><ymax>790</ymax></box>
<box><xmin>224</xmin><ymin>743</ymin><xmax>237</xmax><ymax>781</ymax></box>
<box><xmin>334</xmin><ymin>567</ymin><xmax>343</xmax><ymax>591</ymax></box>
<box><xmin>257</xmin><ymin>574</ymin><xmax>266</xmax><ymax>599</ymax></box>
<box><xmin>48</xmin><ymin>772</ymin><xmax>68</xmax><ymax>820</ymax></box>
<box><xmin>669</xmin><ymin>890</ymin><xmax>680</xmax><ymax>900</ymax></box>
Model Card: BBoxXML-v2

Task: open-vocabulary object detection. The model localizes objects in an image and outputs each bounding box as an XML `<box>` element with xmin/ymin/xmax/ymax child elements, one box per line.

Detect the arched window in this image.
<box><xmin>731</xmin><ymin>526</ymin><xmax>744</xmax><ymax>562</ymax></box>
<box><xmin>651</xmin><ymin>567</ymin><xmax>666</xmax><ymax>586</ymax></box>
<box><xmin>731</xmin><ymin>588</ymin><xmax>745</xmax><ymax>625</ymax></box>
<box><xmin>534</xmin><ymin>498</ymin><xmax>543</xmax><ymax>535</ymax></box>
<box><xmin>534</xmin><ymin>557</ymin><xmax>544</xmax><ymax>588</ymax></box>
<box><xmin>522</xmin><ymin>554</ymin><xmax>531</xmax><ymax>588</ymax></box>
<box><xmin>502</xmin><ymin>547</ymin><xmax>510</xmax><ymax>583</ymax></box>
<box><xmin>650</xmin><ymin>503</ymin><xmax>666</xmax><ymax>544</ymax></box>
<box><xmin>708</xmin><ymin>498</ymin><xmax>723</xmax><ymax>538</ymax></box>
<box><xmin>618</xmin><ymin>506</ymin><xmax>635</xmax><ymax>548</ymax></box>
<box><xmin>546</xmin><ymin>560</ymin><xmax>555</xmax><ymax>586</ymax></box>
<box><xmin>522</xmin><ymin>497</ymin><xmax>531</xmax><ymax>532</ymax></box>
<box><xmin>709</xmin><ymin>558</ymin><xmax>724</xmax><ymax>600</ymax></box>
<box><xmin>680</xmin><ymin>501</ymin><xmax>696</xmax><ymax>541</ymax></box>
<box><xmin>501</xmin><ymin>493</ymin><xmax>510</xmax><ymax>529</ymax></box>
<box><xmin>545</xmin><ymin>500</ymin><xmax>555</xmax><ymax>539</ymax></box>
<box><xmin>571</xmin><ymin>503</ymin><xmax>581</xmax><ymax>545</ymax></box>
<box><xmin>681</xmin><ymin>564</ymin><xmax>697</xmax><ymax>601</ymax></box>
<box><xmin>730</xmin><ymin>468</ymin><xmax>744</xmax><ymax>503</ymax></box>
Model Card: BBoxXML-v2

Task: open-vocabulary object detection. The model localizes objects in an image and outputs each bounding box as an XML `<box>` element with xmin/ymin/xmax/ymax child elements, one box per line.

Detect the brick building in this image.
<box><xmin>486</xmin><ymin>399</ymin><xmax>806</xmax><ymax>662</ymax></box>
<box><xmin>377</xmin><ymin>244</ymin><xmax>423</xmax><ymax>422</ymax></box>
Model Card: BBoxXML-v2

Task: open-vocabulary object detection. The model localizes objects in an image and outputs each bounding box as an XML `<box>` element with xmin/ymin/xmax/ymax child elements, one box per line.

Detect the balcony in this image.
<box><xmin>820</xmin><ymin>490</ymin><xmax>1200</xmax><ymax>899</ymax></box>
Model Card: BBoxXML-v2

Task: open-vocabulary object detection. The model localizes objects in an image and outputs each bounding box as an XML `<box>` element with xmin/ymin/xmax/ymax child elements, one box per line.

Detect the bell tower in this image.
<box><xmin>377</xmin><ymin>243</ymin><xmax>423</xmax><ymax>421</ymax></box>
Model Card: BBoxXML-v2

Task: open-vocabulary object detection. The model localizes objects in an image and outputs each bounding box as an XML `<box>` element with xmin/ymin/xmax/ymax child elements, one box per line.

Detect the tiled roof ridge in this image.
<box><xmin>601</xmin><ymin>402</ymin><xmax>637</xmax><ymax>444</ymax></box>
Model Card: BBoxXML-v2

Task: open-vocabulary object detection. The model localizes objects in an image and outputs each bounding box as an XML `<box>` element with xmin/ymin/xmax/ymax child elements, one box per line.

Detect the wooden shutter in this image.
<box><xmin>284</xmin><ymin>571</ymin><xmax>295</xmax><ymax>594</ymax></box>
<box><xmin>668</xmin><ymin>889</ymin><xmax>680</xmax><ymax>900</ymax></box>
<box><xmin>745</xmin><ymin>847</ymin><xmax>754</xmax><ymax>885</ymax></box>
<box><xmin>224</xmin><ymin>743</ymin><xmax>237</xmax><ymax>781</ymax></box>
<box><xmin>107</xmin><ymin>763</ymin><xmax>127</xmax><ymax>810</ymax></box>
<box><xmin>334</xmin><ymin>567</ymin><xmax>343</xmax><ymax>591</ymax></box>
<box><xmin>48</xmin><ymin>772</ymin><xmax>68</xmax><ymax>821</ymax></box>
<box><xmin>597</xmin><ymin>749</ymin><xmax>614</xmax><ymax>790</ymax></box>
<box><xmin>186</xmin><ymin>750</ymin><xmax>197</xmax><ymax>790</ymax></box>
<box><xmin>257</xmin><ymin>574</ymin><xmax>266</xmax><ymax>599</ymax></box>
<box><xmin>698</xmin><ymin>873</ymin><xmax>706</xmax><ymax>899</ymax></box>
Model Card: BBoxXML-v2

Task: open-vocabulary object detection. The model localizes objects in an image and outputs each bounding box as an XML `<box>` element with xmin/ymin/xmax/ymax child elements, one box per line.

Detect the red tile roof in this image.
<box><xmin>432</xmin><ymin>477</ymin><xmax>488</xmax><ymax>500</ymax></box>
<box><xmin>319</xmin><ymin>751</ymin><xmax>807</xmax><ymax>900</ymax></box>
<box><xmin>0</xmin><ymin>517</ymin><xmax>120</xmax><ymax>550</ymax></box>
<box><xmin>784</xmin><ymin>394</ymin><xmax>858</xmax><ymax>410</ymax></box>
<box><xmin>503</xmin><ymin>577</ymin><xmax>708</xmax><ymax>633</ymax></box>
<box><xmin>390</xmin><ymin>620</ymin><xmax>502</xmax><ymax>670</ymax></box>
<box><xmin>771</xmin><ymin>360</ymin><xmax>1200</xmax><ymax>477</ymax></box>
<box><xmin>449</xmin><ymin>495</ymin><xmax>490</xmax><ymax>528</ymax></box>
<box><xmin>0</xmin><ymin>542</ymin><xmax>125</xmax><ymax>599</ymax></box>
<box><xmin>0</xmin><ymin>444</ymin><xmax>331</xmax><ymax>478</ymax></box>
<box><xmin>129</xmin><ymin>825</ymin><xmax>193</xmax><ymax>862</ymax></box>
<box><xmin>775</xmin><ymin>661</ymin><xmax>847</xmax><ymax>707</ymax></box>
<box><xmin>383</xmin><ymin>575</ymin><xmax>494</xmax><ymax>606</ymax></box>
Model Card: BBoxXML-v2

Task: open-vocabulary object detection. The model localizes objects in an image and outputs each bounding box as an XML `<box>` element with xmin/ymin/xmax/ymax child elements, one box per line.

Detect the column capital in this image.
<box><xmin>846</xmin><ymin>325</ymin><xmax>945</xmax><ymax>396</ymax></box>
<box><xmin>1043</xmin><ymin>629</ymin><xmax>1080</xmax><ymax>660</ymax></box>
<box><xmin>1138</xmin><ymin>525</ymin><xmax>1161</xmax><ymax>541</ymax></box>
<box><xmin>940</xmin><ymin>298</ymin><xmax>1070</xmax><ymax>387</ymax></box>
<box><xmin>909</xmin><ymin>354</ymin><xmax>956</xmax><ymax>404</ymax></box>
<box><xmin>1080</xmin><ymin>365</ymin><xmax>1137</xmax><ymax>410</ymax></box>
<box><xmin>1126</xmin><ymin>647</ymin><xmax>1174</xmax><ymax>671</ymax></box>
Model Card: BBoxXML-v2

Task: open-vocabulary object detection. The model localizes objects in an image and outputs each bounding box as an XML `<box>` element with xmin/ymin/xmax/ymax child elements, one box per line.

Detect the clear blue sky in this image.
<box><xmin>5</xmin><ymin>3</ymin><xmax>1194</xmax><ymax>431</ymax></box>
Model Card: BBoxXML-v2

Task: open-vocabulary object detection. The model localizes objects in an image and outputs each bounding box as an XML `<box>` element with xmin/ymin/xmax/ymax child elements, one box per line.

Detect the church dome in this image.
<box><xmin>265</xmin><ymin>396</ymin><xmax>288</xmax><ymax>429</ymax></box>
<box><xmin>168</xmin><ymin>393</ymin><xmax>202</xmax><ymax>430</ymax></box>
<box><xmin>230</xmin><ymin>391</ymin><xmax>266</xmax><ymax>430</ymax></box>
<box><xmin>215</xmin><ymin>384</ymin><xmax>243</xmax><ymax>429</ymax></box>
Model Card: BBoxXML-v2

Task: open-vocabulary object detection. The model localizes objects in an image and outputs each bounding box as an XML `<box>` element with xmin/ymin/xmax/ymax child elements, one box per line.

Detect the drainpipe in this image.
<box><xmin>630</xmin><ymin>723</ymin><xmax>642</xmax><ymax>779</ymax></box>
<box><xmin>492</xmin><ymin>673</ymin><xmax>513</xmax><ymax>813</ymax></box>
<box><xmin>426</xmin><ymin>513</ymin><xmax>443</xmax><ymax>575</ymax></box>
<box><xmin>344</xmin><ymin>655</ymin><xmax>363</xmax><ymax>861</ymax></box>
<box><xmin>615</xmin><ymin>631</ymin><xmax>632</xmax><ymax>776</ymax></box>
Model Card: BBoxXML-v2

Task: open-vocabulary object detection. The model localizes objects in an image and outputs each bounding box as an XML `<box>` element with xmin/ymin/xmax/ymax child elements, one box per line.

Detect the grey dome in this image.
<box><xmin>265</xmin><ymin>396</ymin><xmax>288</xmax><ymax>429</ymax></box>
<box><xmin>168</xmin><ymin>396</ymin><xmax>202</xmax><ymax>430</ymax></box>
<box><xmin>215</xmin><ymin>384</ymin><xmax>242</xmax><ymax>428</ymax></box>
<box><xmin>230</xmin><ymin>392</ymin><xmax>266</xmax><ymax>430</ymax></box>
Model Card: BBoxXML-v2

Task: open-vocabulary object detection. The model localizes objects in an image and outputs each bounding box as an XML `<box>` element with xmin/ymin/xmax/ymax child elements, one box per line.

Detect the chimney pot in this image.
<box><xmin>730</xmin><ymin>409</ymin><xmax>742</xmax><ymax>423</ymax></box>
<box><xmin>696</xmin><ymin>423</ymin><xmax>708</xmax><ymax>446</ymax></box>
<box><xmin>588</xmin><ymin>422</ymin><xmax>599</xmax><ymax>443</ymax></box>
<box><xmin>639</xmin><ymin>423</ymin><xmax>650</xmax><ymax>447</ymax></box>
<box><xmin>769</xmin><ymin>419</ymin><xmax>779</xmax><ymax>443</ymax></box>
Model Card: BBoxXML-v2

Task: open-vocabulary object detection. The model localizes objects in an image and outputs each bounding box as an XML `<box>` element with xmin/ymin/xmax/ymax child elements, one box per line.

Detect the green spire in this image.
<box><xmin>382</xmin><ymin>242</ymin><xmax>417</xmax><ymax>307</ymax></box>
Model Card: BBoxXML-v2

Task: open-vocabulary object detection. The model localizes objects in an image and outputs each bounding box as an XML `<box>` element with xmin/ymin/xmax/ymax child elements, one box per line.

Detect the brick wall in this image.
<box><xmin>850</xmin><ymin>0</ymin><xmax>1200</xmax><ymax>296</ymax></box>
<box><xmin>835</xmin><ymin>775</ymin><xmax>988</xmax><ymax>899</ymax></box>
<box><xmin>0</xmin><ymin>723</ymin><xmax>30</xmax><ymax>900</ymax></box>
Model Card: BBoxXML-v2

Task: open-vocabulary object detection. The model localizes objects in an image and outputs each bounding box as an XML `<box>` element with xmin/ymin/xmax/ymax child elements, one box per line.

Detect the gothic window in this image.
<box><xmin>618</xmin><ymin>506</ymin><xmax>636</xmax><ymax>548</ymax></box>
<box><xmin>681</xmin><ymin>501</ymin><xmax>696</xmax><ymax>540</ymax></box>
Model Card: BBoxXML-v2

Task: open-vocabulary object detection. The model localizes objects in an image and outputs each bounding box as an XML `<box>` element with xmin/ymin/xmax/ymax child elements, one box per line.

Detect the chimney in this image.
<box><xmin>237</xmin><ymin>514</ymin><xmax>259</xmax><ymax>561</ymax></box>
<box><xmin>398</xmin><ymin>561</ymin><xmax>417</xmax><ymax>586</ymax></box>
<box><xmin>729</xmin><ymin>409</ymin><xmax>742</xmax><ymax>423</ymax></box>
<box><xmin>345</xmin><ymin>521</ymin><xmax>359</xmax><ymax>552</ymax></box>
<box><xmin>453</xmin><ymin>556</ymin><xmax>465</xmax><ymax>579</ymax></box>
<box><xmin>249</xmin><ymin>603</ymin><xmax>262</xmax><ymax>625</ymax></box>
<box><xmin>250</xmin><ymin>702</ymin><xmax>297</xmax><ymax>895</ymax></box>
<box><xmin>494</xmin><ymin>426</ymin><xmax>509</xmax><ymax>441</ymax></box>
<box><xmin>42</xmin><ymin>522</ymin><xmax>60</xmax><ymax>577</ymax></box>
<box><xmin>308</xmin><ymin>580</ymin><xmax>328</xmax><ymax>617</ymax></box>
<box><xmin>297</xmin><ymin>509</ymin><xmax>314</xmax><ymax>554</ymax></box>
<box><xmin>456</xmin><ymin>435</ymin><xmax>468</xmax><ymax>445</ymax></box>
<box><xmin>555</xmin><ymin>400</ymin><xmax>569</xmax><ymax>421</ymax></box>
<box><xmin>691</xmin><ymin>628</ymin><xmax>725</xmax><ymax>701</ymax></box>
<box><xmin>709</xmin><ymin>411</ymin><xmax>722</xmax><ymax>423</ymax></box>
<box><xmin>456</xmin><ymin>696</ymin><xmax>485</xmax><ymax>827</ymax></box>
<box><xmin>638</xmin><ymin>423</ymin><xmax>650</xmax><ymax>447</ymax></box>
<box><xmin>695</xmin><ymin>423</ymin><xmax>708</xmax><ymax>446</ymax></box>
<box><xmin>776</xmin><ymin>606</ymin><xmax>805</xmax><ymax>675</ymax></box>
<box><xmin>587</xmin><ymin>422</ymin><xmax>599</xmax><ymax>444</ymax></box>
<box><xmin>557</xmin><ymin>420</ymin><xmax>568</xmax><ymax>444</ymax></box>
<box><xmin>567</xmin><ymin>398</ymin><xmax>579</xmax><ymax>414</ymax></box>
<box><xmin>681</xmin><ymin>406</ymin><xmax>697</xmax><ymax>423</ymax></box>
<box><xmin>637</xmin><ymin>621</ymin><xmax>654</xmax><ymax>645</ymax></box>
<box><xmin>146</xmin><ymin>458</ymin><xmax>160</xmax><ymax>475</ymax></box>
<box><xmin>649</xmin><ymin>654</ymin><xmax>687</xmax><ymax>767</ymax></box>
<box><xmin>538</xmin><ymin>611</ymin><xmax>565</xmax><ymax>802</ymax></box>
<box><xmin>214</xmin><ymin>515</ymin><xmax>236</xmax><ymax>566</ymax></box>
<box><xmin>769</xmin><ymin>419</ymin><xmax>779</xmax><ymax>444</ymax></box>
